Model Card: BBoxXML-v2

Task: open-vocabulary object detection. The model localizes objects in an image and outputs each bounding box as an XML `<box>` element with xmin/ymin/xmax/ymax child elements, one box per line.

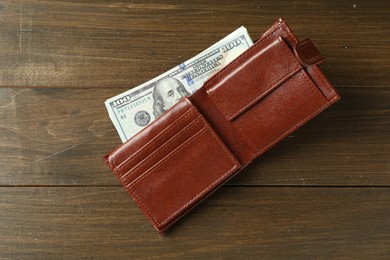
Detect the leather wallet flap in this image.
<box><xmin>205</xmin><ymin>37</ymin><xmax>302</xmax><ymax>121</ymax></box>
<box><xmin>105</xmin><ymin>97</ymin><xmax>242</xmax><ymax>232</ymax></box>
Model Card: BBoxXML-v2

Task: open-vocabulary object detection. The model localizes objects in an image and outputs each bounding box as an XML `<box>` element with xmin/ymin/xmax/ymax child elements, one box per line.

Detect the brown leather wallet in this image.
<box><xmin>104</xmin><ymin>18</ymin><xmax>340</xmax><ymax>233</ymax></box>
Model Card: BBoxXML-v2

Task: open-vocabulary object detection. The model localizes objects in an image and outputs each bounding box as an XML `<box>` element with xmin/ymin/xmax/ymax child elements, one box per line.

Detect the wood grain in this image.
<box><xmin>0</xmin><ymin>87</ymin><xmax>389</xmax><ymax>186</ymax></box>
<box><xmin>0</xmin><ymin>0</ymin><xmax>389</xmax><ymax>258</ymax></box>
<box><xmin>0</xmin><ymin>0</ymin><xmax>388</xmax><ymax>87</ymax></box>
<box><xmin>0</xmin><ymin>187</ymin><xmax>389</xmax><ymax>258</ymax></box>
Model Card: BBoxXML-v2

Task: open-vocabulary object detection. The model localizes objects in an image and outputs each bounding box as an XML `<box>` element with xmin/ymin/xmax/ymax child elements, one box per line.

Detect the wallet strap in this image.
<box><xmin>294</xmin><ymin>39</ymin><xmax>324</xmax><ymax>66</ymax></box>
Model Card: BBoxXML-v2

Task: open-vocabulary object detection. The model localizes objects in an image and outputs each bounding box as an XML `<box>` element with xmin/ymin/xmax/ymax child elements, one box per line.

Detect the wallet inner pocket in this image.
<box><xmin>234</xmin><ymin>69</ymin><xmax>329</xmax><ymax>154</ymax></box>
<box><xmin>126</xmin><ymin>99</ymin><xmax>241</xmax><ymax>230</ymax></box>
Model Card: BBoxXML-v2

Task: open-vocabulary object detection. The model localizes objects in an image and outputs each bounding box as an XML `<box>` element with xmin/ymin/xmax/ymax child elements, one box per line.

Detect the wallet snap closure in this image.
<box><xmin>293</xmin><ymin>39</ymin><xmax>324</xmax><ymax>67</ymax></box>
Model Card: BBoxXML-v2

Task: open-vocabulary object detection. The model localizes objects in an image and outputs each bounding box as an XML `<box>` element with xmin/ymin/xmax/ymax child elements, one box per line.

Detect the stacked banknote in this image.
<box><xmin>105</xmin><ymin>27</ymin><xmax>253</xmax><ymax>142</ymax></box>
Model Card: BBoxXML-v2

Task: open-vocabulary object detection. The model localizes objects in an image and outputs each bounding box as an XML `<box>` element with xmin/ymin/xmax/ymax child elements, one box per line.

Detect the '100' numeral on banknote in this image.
<box><xmin>105</xmin><ymin>27</ymin><xmax>253</xmax><ymax>142</ymax></box>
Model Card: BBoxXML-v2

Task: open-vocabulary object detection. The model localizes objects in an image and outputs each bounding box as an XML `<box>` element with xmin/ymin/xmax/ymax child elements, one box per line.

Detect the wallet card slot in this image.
<box><xmin>127</xmin><ymin>111</ymin><xmax>241</xmax><ymax>231</ymax></box>
<box><xmin>105</xmin><ymin>99</ymin><xmax>196</xmax><ymax>171</ymax></box>
<box><xmin>206</xmin><ymin>37</ymin><xmax>302</xmax><ymax>121</ymax></box>
<box><xmin>233</xmin><ymin>69</ymin><xmax>329</xmax><ymax>154</ymax></box>
<box><xmin>115</xmin><ymin>106</ymin><xmax>197</xmax><ymax>174</ymax></box>
<box><xmin>107</xmin><ymin>98</ymin><xmax>197</xmax><ymax>179</ymax></box>
<box><xmin>120</xmin><ymin>113</ymin><xmax>205</xmax><ymax>186</ymax></box>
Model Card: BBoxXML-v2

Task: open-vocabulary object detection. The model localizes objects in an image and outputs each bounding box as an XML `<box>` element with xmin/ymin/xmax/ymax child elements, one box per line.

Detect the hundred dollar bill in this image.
<box><xmin>105</xmin><ymin>26</ymin><xmax>253</xmax><ymax>142</ymax></box>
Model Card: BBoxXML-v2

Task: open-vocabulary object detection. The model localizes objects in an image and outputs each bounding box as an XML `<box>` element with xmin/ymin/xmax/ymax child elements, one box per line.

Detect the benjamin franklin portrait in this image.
<box><xmin>152</xmin><ymin>77</ymin><xmax>191</xmax><ymax>118</ymax></box>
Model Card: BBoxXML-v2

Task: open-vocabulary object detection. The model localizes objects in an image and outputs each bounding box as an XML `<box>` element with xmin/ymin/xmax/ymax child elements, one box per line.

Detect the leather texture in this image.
<box><xmin>104</xmin><ymin>18</ymin><xmax>340</xmax><ymax>233</ymax></box>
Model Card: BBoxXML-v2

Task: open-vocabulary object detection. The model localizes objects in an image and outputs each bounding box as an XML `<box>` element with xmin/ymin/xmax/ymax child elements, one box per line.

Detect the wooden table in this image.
<box><xmin>0</xmin><ymin>1</ymin><xmax>389</xmax><ymax>258</ymax></box>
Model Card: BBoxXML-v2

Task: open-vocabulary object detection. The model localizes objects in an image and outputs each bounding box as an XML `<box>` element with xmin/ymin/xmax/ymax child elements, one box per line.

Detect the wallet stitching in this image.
<box><xmin>313</xmin><ymin>66</ymin><xmax>336</xmax><ymax>101</ymax></box>
<box><xmin>197</xmin><ymin>111</ymin><xmax>240</xmax><ymax>168</ymax></box>
<box><xmin>207</xmin><ymin>31</ymin><xmax>301</xmax><ymax>121</ymax></box>
<box><xmin>121</xmin><ymin>114</ymin><xmax>203</xmax><ymax>185</ymax></box>
<box><xmin>128</xmin><ymin>126</ymin><xmax>208</xmax><ymax>225</ymax></box>
<box><xmin>129</xmin><ymin>118</ymin><xmax>240</xmax><ymax>227</ymax></box>
<box><xmin>231</xmin><ymin>119</ymin><xmax>259</xmax><ymax>153</ymax></box>
<box><xmin>299</xmin><ymin>70</ymin><xmax>330</xmax><ymax>102</ymax></box>
<box><xmin>114</xmin><ymin>106</ymin><xmax>196</xmax><ymax>171</ymax></box>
